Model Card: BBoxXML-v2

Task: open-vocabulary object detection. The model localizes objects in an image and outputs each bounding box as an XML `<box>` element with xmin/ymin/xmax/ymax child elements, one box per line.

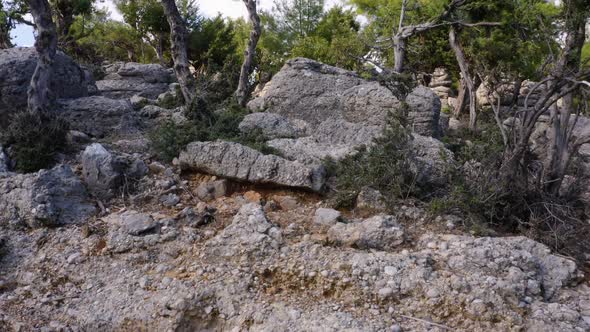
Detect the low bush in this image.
<box><xmin>0</xmin><ymin>111</ymin><xmax>69</xmax><ymax>173</ymax></box>
<box><xmin>149</xmin><ymin>103</ymin><xmax>279</xmax><ymax>162</ymax></box>
<box><xmin>326</xmin><ymin>107</ymin><xmax>418</xmax><ymax>209</ymax></box>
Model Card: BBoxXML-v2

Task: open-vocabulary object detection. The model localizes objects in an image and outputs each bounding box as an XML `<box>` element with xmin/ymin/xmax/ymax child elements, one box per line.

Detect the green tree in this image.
<box><xmin>273</xmin><ymin>0</ymin><xmax>324</xmax><ymax>39</ymax></box>
<box><xmin>291</xmin><ymin>7</ymin><xmax>366</xmax><ymax>70</ymax></box>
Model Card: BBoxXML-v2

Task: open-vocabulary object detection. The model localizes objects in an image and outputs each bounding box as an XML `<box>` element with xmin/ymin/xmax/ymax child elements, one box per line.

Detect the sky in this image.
<box><xmin>11</xmin><ymin>0</ymin><xmax>344</xmax><ymax>47</ymax></box>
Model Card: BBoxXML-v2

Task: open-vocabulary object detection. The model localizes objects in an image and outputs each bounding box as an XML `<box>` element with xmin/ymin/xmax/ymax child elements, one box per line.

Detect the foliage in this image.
<box><xmin>290</xmin><ymin>7</ymin><xmax>366</xmax><ymax>71</ymax></box>
<box><xmin>326</xmin><ymin>107</ymin><xmax>417</xmax><ymax>209</ymax></box>
<box><xmin>0</xmin><ymin>111</ymin><xmax>69</xmax><ymax>173</ymax></box>
<box><xmin>188</xmin><ymin>15</ymin><xmax>238</xmax><ymax>72</ymax></box>
<box><xmin>149</xmin><ymin>104</ymin><xmax>278</xmax><ymax>162</ymax></box>
<box><xmin>273</xmin><ymin>0</ymin><xmax>324</xmax><ymax>39</ymax></box>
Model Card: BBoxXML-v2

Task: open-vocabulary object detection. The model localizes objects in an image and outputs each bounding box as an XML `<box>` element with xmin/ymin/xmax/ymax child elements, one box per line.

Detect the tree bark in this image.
<box><xmin>27</xmin><ymin>0</ymin><xmax>58</xmax><ymax>114</ymax></box>
<box><xmin>543</xmin><ymin>0</ymin><xmax>587</xmax><ymax>195</ymax></box>
<box><xmin>236</xmin><ymin>0</ymin><xmax>261</xmax><ymax>107</ymax></box>
<box><xmin>160</xmin><ymin>0</ymin><xmax>196</xmax><ymax>107</ymax></box>
<box><xmin>454</xmin><ymin>74</ymin><xmax>468</xmax><ymax>117</ymax></box>
<box><xmin>449</xmin><ymin>26</ymin><xmax>478</xmax><ymax>131</ymax></box>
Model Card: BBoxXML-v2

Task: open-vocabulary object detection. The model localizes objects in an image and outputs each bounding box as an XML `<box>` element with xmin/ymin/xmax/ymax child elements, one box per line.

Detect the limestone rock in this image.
<box><xmin>239</xmin><ymin>112</ymin><xmax>304</xmax><ymax>139</ymax></box>
<box><xmin>327</xmin><ymin>215</ymin><xmax>404</xmax><ymax>251</ymax></box>
<box><xmin>248</xmin><ymin>58</ymin><xmax>441</xmax><ymax>137</ymax></box>
<box><xmin>0</xmin><ymin>165</ymin><xmax>96</xmax><ymax>228</ymax></box>
<box><xmin>57</xmin><ymin>96</ymin><xmax>137</xmax><ymax>138</ymax></box>
<box><xmin>178</xmin><ymin>141</ymin><xmax>326</xmax><ymax>192</ymax></box>
<box><xmin>313</xmin><ymin>208</ymin><xmax>341</xmax><ymax>227</ymax></box>
<box><xmin>81</xmin><ymin>143</ymin><xmax>147</xmax><ymax>200</ymax></box>
<box><xmin>206</xmin><ymin>203</ymin><xmax>282</xmax><ymax>257</ymax></box>
<box><xmin>0</xmin><ymin>47</ymin><xmax>94</xmax><ymax>117</ymax></box>
<box><xmin>119</xmin><ymin>211</ymin><xmax>159</xmax><ymax>236</ymax></box>
<box><xmin>97</xmin><ymin>62</ymin><xmax>174</xmax><ymax>99</ymax></box>
<box><xmin>195</xmin><ymin>179</ymin><xmax>229</xmax><ymax>202</ymax></box>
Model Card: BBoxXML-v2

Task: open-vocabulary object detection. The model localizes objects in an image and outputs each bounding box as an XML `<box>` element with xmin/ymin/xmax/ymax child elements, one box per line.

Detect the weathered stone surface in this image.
<box><xmin>313</xmin><ymin>208</ymin><xmax>341</xmax><ymax>227</ymax></box>
<box><xmin>239</xmin><ymin>112</ymin><xmax>304</xmax><ymax>139</ymax></box>
<box><xmin>410</xmin><ymin>134</ymin><xmax>453</xmax><ymax>186</ymax></box>
<box><xmin>327</xmin><ymin>215</ymin><xmax>404</xmax><ymax>250</ymax></box>
<box><xmin>207</xmin><ymin>203</ymin><xmax>282</xmax><ymax>257</ymax></box>
<box><xmin>248</xmin><ymin>58</ymin><xmax>441</xmax><ymax>137</ymax></box>
<box><xmin>81</xmin><ymin>143</ymin><xmax>147</xmax><ymax>199</ymax></box>
<box><xmin>57</xmin><ymin>96</ymin><xmax>137</xmax><ymax>138</ymax></box>
<box><xmin>179</xmin><ymin>141</ymin><xmax>325</xmax><ymax>192</ymax></box>
<box><xmin>0</xmin><ymin>48</ymin><xmax>94</xmax><ymax>118</ymax></box>
<box><xmin>119</xmin><ymin>211</ymin><xmax>159</xmax><ymax>236</ymax></box>
<box><xmin>0</xmin><ymin>165</ymin><xmax>96</xmax><ymax>228</ymax></box>
<box><xmin>407</xmin><ymin>85</ymin><xmax>442</xmax><ymax>137</ymax></box>
<box><xmin>96</xmin><ymin>80</ymin><xmax>170</xmax><ymax>100</ymax></box>
<box><xmin>195</xmin><ymin>179</ymin><xmax>229</xmax><ymax>202</ymax></box>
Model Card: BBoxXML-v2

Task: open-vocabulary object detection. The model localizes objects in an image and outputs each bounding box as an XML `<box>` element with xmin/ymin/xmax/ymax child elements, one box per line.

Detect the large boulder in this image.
<box><xmin>57</xmin><ymin>96</ymin><xmax>138</xmax><ymax>138</ymax></box>
<box><xmin>0</xmin><ymin>165</ymin><xmax>96</xmax><ymax>228</ymax></box>
<box><xmin>0</xmin><ymin>47</ymin><xmax>95</xmax><ymax>117</ymax></box>
<box><xmin>248</xmin><ymin>58</ymin><xmax>442</xmax><ymax>137</ymax></box>
<box><xmin>97</xmin><ymin>62</ymin><xmax>174</xmax><ymax>99</ymax></box>
<box><xmin>81</xmin><ymin>143</ymin><xmax>147</xmax><ymax>200</ymax></box>
<box><xmin>178</xmin><ymin>141</ymin><xmax>326</xmax><ymax>192</ymax></box>
<box><xmin>243</xmin><ymin>58</ymin><xmax>452</xmax><ymax>187</ymax></box>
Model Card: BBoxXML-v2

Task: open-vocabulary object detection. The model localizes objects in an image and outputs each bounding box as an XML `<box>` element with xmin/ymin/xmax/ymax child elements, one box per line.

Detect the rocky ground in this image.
<box><xmin>1</xmin><ymin>49</ymin><xmax>589</xmax><ymax>331</ymax></box>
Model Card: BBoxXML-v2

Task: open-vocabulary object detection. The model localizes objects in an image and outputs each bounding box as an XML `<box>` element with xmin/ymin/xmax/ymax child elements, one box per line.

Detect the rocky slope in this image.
<box><xmin>0</xmin><ymin>53</ymin><xmax>589</xmax><ymax>331</ymax></box>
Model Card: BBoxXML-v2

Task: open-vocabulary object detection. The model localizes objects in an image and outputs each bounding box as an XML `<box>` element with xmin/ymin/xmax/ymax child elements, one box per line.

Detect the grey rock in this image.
<box><xmin>81</xmin><ymin>143</ymin><xmax>147</xmax><ymax>200</ymax></box>
<box><xmin>206</xmin><ymin>203</ymin><xmax>282</xmax><ymax>257</ymax></box>
<box><xmin>139</xmin><ymin>105</ymin><xmax>167</xmax><ymax>119</ymax></box>
<box><xmin>195</xmin><ymin>179</ymin><xmax>229</xmax><ymax>202</ymax></box>
<box><xmin>407</xmin><ymin>86</ymin><xmax>442</xmax><ymax>138</ymax></box>
<box><xmin>248</xmin><ymin>58</ymin><xmax>441</xmax><ymax>137</ymax></box>
<box><xmin>120</xmin><ymin>211</ymin><xmax>159</xmax><ymax>236</ymax></box>
<box><xmin>96</xmin><ymin>80</ymin><xmax>170</xmax><ymax>99</ymax></box>
<box><xmin>57</xmin><ymin>96</ymin><xmax>137</xmax><ymax>138</ymax></box>
<box><xmin>327</xmin><ymin>215</ymin><xmax>404</xmax><ymax>251</ymax></box>
<box><xmin>66</xmin><ymin>130</ymin><xmax>91</xmax><ymax>145</ymax></box>
<box><xmin>239</xmin><ymin>112</ymin><xmax>304</xmax><ymax>139</ymax></box>
<box><xmin>112</xmin><ymin>62</ymin><xmax>173</xmax><ymax>83</ymax></box>
<box><xmin>410</xmin><ymin>134</ymin><xmax>454</xmax><ymax>187</ymax></box>
<box><xmin>130</xmin><ymin>95</ymin><xmax>151</xmax><ymax>110</ymax></box>
<box><xmin>313</xmin><ymin>208</ymin><xmax>341</xmax><ymax>227</ymax></box>
<box><xmin>0</xmin><ymin>165</ymin><xmax>96</xmax><ymax>228</ymax></box>
<box><xmin>0</xmin><ymin>47</ymin><xmax>94</xmax><ymax>117</ymax></box>
<box><xmin>160</xmin><ymin>193</ymin><xmax>180</xmax><ymax>207</ymax></box>
<box><xmin>179</xmin><ymin>141</ymin><xmax>325</xmax><ymax>192</ymax></box>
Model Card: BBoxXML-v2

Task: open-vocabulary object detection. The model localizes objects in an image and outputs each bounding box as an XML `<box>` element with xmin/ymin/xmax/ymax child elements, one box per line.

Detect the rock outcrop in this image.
<box><xmin>0</xmin><ymin>47</ymin><xmax>95</xmax><ymax>117</ymax></box>
<box><xmin>178</xmin><ymin>141</ymin><xmax>325</xmax><ymax>192</ymax></box>
<box><xmin>97</xmin><ymin>62</ymin><xmax>175</xmax><ymax>99</ymax></box>
<box><xmin>0</xmin><ymin>165</ymin><xmax>96</xmax><ymax>228</ymax></box>
<box><xmin>57</xmin><ymin>96</ymin><xmax>138</xmax><ymax>138</ymax></box>
<box><xmin>241</xmin><ymin>58</ymin><xmax>453</xmax><ymax>188</ymax></box>
<box><xmin>81</xmin><ymin>143</ymin><xmax>147</xmax><ymax>200</ymax></box>
<box><xmin>248</xmin><ymin>57</ymin><xmax>442</xmax><ymax>138</ymax></box>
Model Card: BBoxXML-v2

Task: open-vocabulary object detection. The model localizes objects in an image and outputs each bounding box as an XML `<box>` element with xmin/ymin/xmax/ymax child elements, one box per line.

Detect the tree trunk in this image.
<box><xmin>454</xmin><ymin>74</ymin><xmax>468</xmax><ymax>117</ymax></box>
<box><xmin>543</xmin><ymin>1</ymin><xmax>587</xmax><ymax>195</ymax></box>
<box><xmin>449</xmin><ymin>26</ymin><xmax>478</xmax><ymax>131</ymax></box>
<box><xmin>393</xmin><ymin>35</ymin><xmax>406</xmax><ymax>73</ymax></box>
<box><xmin>27</xmin><ymin>0</ymin><xmax>58</xmax><ymax>114</ymax></box>
<box><xmin>235</xmin><ymin>0</ymin><xmax>261</xmax><ymax>107</ymax></box>
<box><xmin>161</xmin><ymin>0</ymin><xmax>196</xmax><ymax>107</ymax></box>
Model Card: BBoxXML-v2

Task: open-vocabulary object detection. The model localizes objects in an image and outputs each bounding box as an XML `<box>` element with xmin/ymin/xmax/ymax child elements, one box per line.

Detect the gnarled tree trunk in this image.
<box><xmin>27</xmin><ymin>0</ymin><xmax>58</xmax><ymax>114</ymax></box>
<box><xmin>235</xmin><ymin>0</ymin><xmax>261</xmax><ymax>107</ymax></box>
<box><xmin>161</xmin><ymin>0</ymin><xmax>196</xmax><ymax>107</ymax></box>
<box><xmin>449</xmin><ymin>26</ymin><xmax>478</xmax><ymax>131</ymax></box>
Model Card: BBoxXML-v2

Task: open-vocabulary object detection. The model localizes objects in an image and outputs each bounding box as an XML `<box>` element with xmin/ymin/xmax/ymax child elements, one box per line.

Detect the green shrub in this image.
<box><xmin>326</xmin><ymin>107</ymin><xmax>417</xmax><ymax>209</ymax></box>
<box><xmin>149</xmin><ymin>103</ymin><xmax>279</xmax><ymax>162</ymax></box>
<box><xmin>0</xmin><ymin>111</ymin><xmax>69</xmax><ymax>173</ymax></box>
